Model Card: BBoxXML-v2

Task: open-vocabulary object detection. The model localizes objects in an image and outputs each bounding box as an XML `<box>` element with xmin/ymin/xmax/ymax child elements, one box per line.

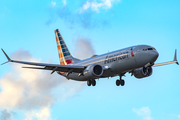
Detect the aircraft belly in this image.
<box><xmin>65</xmin><ymin>73</ymin><xmax>88</xmax><ymax>81</ymax></box>
<box><xmin>101</xmin><ymin>70</ymin><xmax>114</xmax><ymax>77</ymax></box>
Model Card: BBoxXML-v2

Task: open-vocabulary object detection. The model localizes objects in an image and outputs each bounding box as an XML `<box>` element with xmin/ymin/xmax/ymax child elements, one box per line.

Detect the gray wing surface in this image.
<box><xmin>1</xmin><ymin>49</ymin><xmax>86</xmax><ymax>73</ymax></box>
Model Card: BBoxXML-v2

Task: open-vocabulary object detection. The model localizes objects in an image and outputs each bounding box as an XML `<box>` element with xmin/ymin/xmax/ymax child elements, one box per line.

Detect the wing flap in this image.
<box><xmin>22</xmin><ymin>66</ymin><xmax>84</xmax><ymax>73</ymax></box>
<box><xmin>13</xmin><ymin>60</ymin><xmax>85</xmax><ymax>73</ymax></box>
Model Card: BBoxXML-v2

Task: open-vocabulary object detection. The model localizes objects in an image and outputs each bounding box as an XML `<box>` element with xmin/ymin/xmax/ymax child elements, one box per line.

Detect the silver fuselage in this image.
<box><xmin>61</xmin><ymin>45</ymin><xmax>159</xmax><ymax>81</ymax></box>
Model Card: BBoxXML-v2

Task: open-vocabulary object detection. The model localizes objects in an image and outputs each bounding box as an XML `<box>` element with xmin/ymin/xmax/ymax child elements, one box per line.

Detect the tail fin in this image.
<box><xmin>55</xmin><ymin>29</ymin><xmax>80</xmax><ymax>65</ymax></box>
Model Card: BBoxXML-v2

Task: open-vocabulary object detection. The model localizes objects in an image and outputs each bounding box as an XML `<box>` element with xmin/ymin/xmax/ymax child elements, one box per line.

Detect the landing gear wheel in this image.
<box><xmin>120</xmin><ymin>80</ymin><xmax>125</xmax><ymax>86</ymax></box>
<box><xmin>92</xmin><ymin>80</ymin><xmax>96</xmax><ymax>86</ymax></box>
<box><xmin>87</xmin><ymin>80</ymin><xmax>91</xmax><ymax>86</ymax></box>
<box><xmin>116</xmin><ymin>73</ymin><xmax>126</xmax><ymax>86</ymax></box>
<box><xmin>116</xmin><ymin>80</ymin><xmax>120</xmax><ymax>86</ymax></box>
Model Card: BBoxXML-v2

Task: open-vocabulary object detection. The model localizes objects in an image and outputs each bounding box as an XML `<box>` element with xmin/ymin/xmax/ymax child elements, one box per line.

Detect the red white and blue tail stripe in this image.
<box><xmin>55</xmin><ymin>29</ymin><xmax>73</xmax><ymax>65</ymax></box>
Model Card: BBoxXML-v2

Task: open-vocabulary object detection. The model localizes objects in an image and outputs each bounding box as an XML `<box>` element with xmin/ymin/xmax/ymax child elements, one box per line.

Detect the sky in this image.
<box><xmin>0</xmin><ymin>0</ymin><xmax>180</xmax><ymax>120</ymax></box>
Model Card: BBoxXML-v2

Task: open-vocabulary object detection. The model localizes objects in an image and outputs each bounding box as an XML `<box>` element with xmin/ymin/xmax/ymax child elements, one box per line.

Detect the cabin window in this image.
<box><xmin>148</xmin><ymin>48</ymin><xmax>153</xmax><ymax>50</ymax></box>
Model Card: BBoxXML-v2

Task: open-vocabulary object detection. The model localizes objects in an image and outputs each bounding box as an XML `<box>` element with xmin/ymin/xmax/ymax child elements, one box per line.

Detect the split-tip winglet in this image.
<box><xmin>174</xmin><ymin>49</ymin><xmax>179</xmax><ymax>65</ymax></box>
<box><xmin>1</xmin><ymin>48</ymin><xmax>12</xmax><ymax>65</ymax></box>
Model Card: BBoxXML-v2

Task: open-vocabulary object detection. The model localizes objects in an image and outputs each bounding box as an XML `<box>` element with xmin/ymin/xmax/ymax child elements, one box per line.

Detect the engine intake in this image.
<box><xmin>83</xmin><ymin>64</ymin><xmax>103</xmax><ymax>79</ymax></box>
<box><xmin>134</xmin><ymin>67</ymin><xmax>153</xmax><ymax>79</ymax></box>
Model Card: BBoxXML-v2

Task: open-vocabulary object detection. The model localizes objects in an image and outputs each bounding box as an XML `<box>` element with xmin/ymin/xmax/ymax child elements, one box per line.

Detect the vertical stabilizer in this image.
<box><xmin>55</xmin><ymin>29</ymin><xmax>73</xmax><ymax>65</ymax></box>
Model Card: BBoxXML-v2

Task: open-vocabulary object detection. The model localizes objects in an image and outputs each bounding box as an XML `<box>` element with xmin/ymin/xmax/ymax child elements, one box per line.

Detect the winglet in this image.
<box><xmin>1</xmin><ymin>49</ymin><xmax>12</xmax><ymax>65</ymax></box>
<box><xmin>173</xmin><ymin>49</ymin><xmax>179</xmax><ymax>65</ymax></box>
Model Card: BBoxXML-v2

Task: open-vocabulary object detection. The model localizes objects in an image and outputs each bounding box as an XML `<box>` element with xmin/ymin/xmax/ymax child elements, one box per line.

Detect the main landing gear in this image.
<box><xmin>87</xmin><ymin>79</ymin><xmax>96</xmax><ymax>86</ymax></box>
<box><xmin>116</xmin><ymin>75</ymin><xmax>125</xmax><ymax>86</ymax></box>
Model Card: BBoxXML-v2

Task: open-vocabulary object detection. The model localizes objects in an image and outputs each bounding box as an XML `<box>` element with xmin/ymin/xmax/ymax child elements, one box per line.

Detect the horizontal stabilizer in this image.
<box><xmin>1</xmin><ymin>48</ymin><xmax>12</xmax><ymax>65</ymax></box>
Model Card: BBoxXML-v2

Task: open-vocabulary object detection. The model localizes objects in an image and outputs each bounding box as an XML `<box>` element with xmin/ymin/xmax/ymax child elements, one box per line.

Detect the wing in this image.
<box><xmin>153</xmin><ymin>49</ymin><xmax>179</xmax><ymax>67</ymax></box>
<box><xmin>1</xmin><ymin>49</ymin><xmax>86</xmax><ymax>74</ymax></box>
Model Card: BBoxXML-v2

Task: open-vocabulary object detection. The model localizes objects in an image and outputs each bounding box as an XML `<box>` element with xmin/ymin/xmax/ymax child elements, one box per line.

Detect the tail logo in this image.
<box><xmin>55</xmin><ymin>29</ymin><xmax>73</xmax><ymax>65</ymax></box>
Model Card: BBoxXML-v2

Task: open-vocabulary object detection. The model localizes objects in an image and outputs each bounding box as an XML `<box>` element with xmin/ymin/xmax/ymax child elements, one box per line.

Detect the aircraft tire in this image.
<box><xmin>92</xmin><ymin>80</ymin><xmax>96</xmax><ymax>86</ymax></box>
<box><xmin>120</xmin><ymin>80</ymin><xmax>125</xmax><ymax>86</ymax></box>
<box><xmin>116</xmin><ymin>80</ymin><xmax>120</xmax><ymax>86</ymax></box>
<box><xmin>87</xmin><ymin>80</ymin><xmax>91</xmax><ymax>86</ymax></box>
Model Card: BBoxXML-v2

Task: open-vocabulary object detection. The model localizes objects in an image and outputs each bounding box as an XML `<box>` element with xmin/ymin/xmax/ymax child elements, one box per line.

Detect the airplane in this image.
<box><xmin>1</xmin><ymin>29</ymin><xmax>179</xmax><ymax>86</ymax></box>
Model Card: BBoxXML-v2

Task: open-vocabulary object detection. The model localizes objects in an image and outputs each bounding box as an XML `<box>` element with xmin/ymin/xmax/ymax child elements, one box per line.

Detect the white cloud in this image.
<box><xmin>73</xmin><ymin>37</ymin><xmax>96</xmax><ymax>59</ymax></box>
<box><xmin>62</xmin><ymin>0</ymin><xmax>67</xmax><ymax>6</ymax></box>
<box><xmin>47</xmin><ymin>0</ymin><xmax>117</xmax><ymax>28</ymax></box>
<box><xmin>133</xmin><ymin>107</ymin><xmax>153</xmax><ymax>120</ymax></box>
<box><xmin>0</xmin><ymin>109</ymin><xmax>14</xmax><ymax>120</ymax></box>
<box><xmin>79</xmin><ymin>0</ymin><xmax>120</xmax><ymax>13</ymax></box>
<box><xmin>0</xmin><ymin>37</ymin><xmax>97</xmax><ymax>119</ymax></box>
<box><xmin>178</xmin><ymin>115</ymin><xmax>180</xmax><ymax>119</ymax></box>
<box><xmin>36</xmin><ymin>107</ymin><xmax>51</xmax><ymax>120</ymax></box>
<box><xmin>24</xmin><ymin>106</ymin><xmax>51</xmax><ymax>120</ymax></box>
<box><xmin>0</xmin><ymin>49</ymin><xmax>86</xmax><ymax>119</ymax></box>
<box><xmin>58</xmin><ymin>82</ymin><xmax>85</xmax><ymax>101</ymax></box>
<box><xmin>51</xmin><ymin>1</ymin><xmax>56</xmax><ymax>7</ymax></box>
<box><xmin>0</xmin><ymin>58</ymin><xmax>59</xmax><ymax>110</ymax></box>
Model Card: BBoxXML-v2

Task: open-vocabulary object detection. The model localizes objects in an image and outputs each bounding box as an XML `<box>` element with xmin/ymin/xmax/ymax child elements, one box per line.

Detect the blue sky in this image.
<box><xmin>0</xmin><ymin>0</ymin><xmax>180</xmax><ymax>120</ymax></box>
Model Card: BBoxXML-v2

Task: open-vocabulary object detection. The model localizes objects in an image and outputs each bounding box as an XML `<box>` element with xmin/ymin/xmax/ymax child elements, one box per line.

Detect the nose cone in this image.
<box><xmin>149</xmin><ymin>51</ymin><xmax>159</xmax><ymax>62</ymax></box>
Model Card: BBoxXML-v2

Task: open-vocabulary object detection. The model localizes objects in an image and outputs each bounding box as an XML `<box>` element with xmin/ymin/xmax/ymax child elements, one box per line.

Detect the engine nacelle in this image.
<box><xmin>134</xmin><ymin>67</ymin><xmax>153</xmax><ymax>79</ymax></box>
<box><xmin>83</xmin><ymin>64</ymin><xmax>103</xmax><ymax>79</ymax></box>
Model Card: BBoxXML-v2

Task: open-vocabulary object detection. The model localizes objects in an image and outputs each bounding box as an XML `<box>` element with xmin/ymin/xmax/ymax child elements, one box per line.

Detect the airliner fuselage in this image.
<box><xmin>62</xmin><ymin>45</ymin><xmax>159</xmax><ymax>81</ymax></box>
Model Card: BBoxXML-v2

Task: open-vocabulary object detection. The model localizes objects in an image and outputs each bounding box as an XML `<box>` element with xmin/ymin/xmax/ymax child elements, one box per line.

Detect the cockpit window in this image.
<box><xmin>148</xmin><ymin>48</ymin><xmax>153</xmax><ymax>50</ymax></box>
<box><xmin>152</xmin><ymin>48</ymin><xmax>156</xmax><ymax>50</ymax></box>
<box><xmin>143</xmin><ymin>47</ymin><xmax>156</xmax><ymax>51</ymax></box>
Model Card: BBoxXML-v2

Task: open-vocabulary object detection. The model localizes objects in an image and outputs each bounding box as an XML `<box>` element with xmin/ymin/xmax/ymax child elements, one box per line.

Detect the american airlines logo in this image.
<box><xmin>104</xmin><ymin>51</ymin><xmax>129</xmax><ymax>64</ymax></box>
<box><xmin>131</xmin><ymin>47</ymin><xmax>135</xmax><ymax>57</ymax></box>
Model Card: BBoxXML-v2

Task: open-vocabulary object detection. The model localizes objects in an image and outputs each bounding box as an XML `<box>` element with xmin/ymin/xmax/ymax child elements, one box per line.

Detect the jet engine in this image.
<box><xmin>134</xmin><ymin>67</ymin><xmax>153</xmax><ymax>78</ymax></box>
<box><xmin>83</xmin><ymin>64</ymin><xmax>103</xmax><ymax>79</ymax></box>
